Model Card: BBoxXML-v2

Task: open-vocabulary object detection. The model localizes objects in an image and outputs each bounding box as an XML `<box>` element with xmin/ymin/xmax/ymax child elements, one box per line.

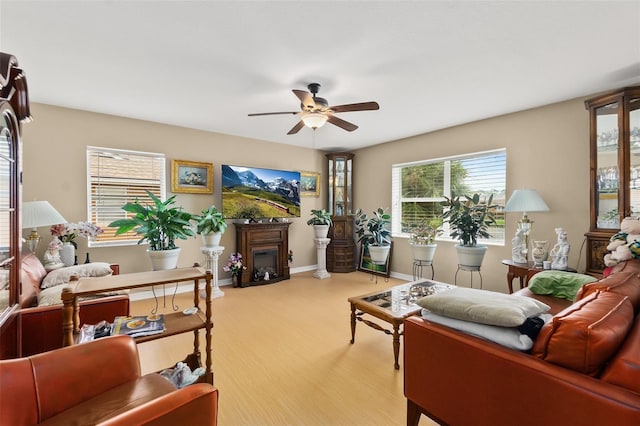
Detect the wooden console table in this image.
<box><xmin>61</xmin><ymin>267</ymin><xmax>214</xmax><ymax>385</ymax></box>
<box><xmin>501</xmin><ymin>259</ymin><xmax>577</xmax><ymax>294</ymax></box>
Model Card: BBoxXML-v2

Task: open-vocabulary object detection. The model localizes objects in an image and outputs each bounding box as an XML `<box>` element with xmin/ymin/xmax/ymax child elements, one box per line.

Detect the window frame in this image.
<box><xmin>86</xmin><ymin>146</ymin><xmax>166</xmax><ymax>248</ymax></box>
<box><xmin>391</xmin><ymin>148</ymin><xmax>506</xmax><ymax>246</ymax></box>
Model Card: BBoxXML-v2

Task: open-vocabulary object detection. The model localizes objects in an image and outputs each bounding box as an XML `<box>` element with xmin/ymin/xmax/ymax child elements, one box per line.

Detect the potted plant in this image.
<box><xmin>109</xmin><ymin>190</ymin><xmax>195</xmax><ymax>270</ymax></box>
<box><xmin>440</xmin><ymin>192</ymin><xmax>497</xmax><ymax>268</ymax></box>
<box><xmin>306</xmin><ymin>208</ymin><xmax>332</xmax><ymax>239</ymax></box>
<box><xmin>354</xmin><ymin>208</ymin><xmax>392</xmax><ymax>264</ymax></box>
<box><xmin>407</xmin><ymin>219</ymin><xmax>442</xmax><ymax>263</ymax></box>
<box><xmin>193</xmin><ymin>204</ymin><xmax>227</xmax><ymax>247</ymax></box>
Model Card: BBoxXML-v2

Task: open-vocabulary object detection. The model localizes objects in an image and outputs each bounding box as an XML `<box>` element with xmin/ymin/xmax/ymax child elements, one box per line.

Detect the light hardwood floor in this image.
<box><xmin>132</xmin><ymin>271</ymin><xmax>439</xmax><ymax>426</ymax></box>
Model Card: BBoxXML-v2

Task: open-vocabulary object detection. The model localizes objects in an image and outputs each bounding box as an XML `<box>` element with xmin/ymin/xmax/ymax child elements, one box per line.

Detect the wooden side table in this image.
<box><xmin>501</xmin><ymin>259</ymin><xmax>577</xmax><ymax>293</ymax></box>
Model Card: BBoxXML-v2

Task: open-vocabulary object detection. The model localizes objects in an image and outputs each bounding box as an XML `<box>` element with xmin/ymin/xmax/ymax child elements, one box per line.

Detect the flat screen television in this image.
<box><xmin>222</xmin><ymin>164</ymin><xmax>301</xmax><ymax>219</ymax></box>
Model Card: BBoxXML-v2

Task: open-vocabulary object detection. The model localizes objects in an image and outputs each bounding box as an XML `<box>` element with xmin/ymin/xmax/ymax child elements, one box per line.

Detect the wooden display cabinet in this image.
<box><xmin>0</xmin><ymin>53</ymin><xmax>29</xmax><ymax>360</ymax></box>
<box><xmin>326</xmin><ymin>152</ymin><xmax>356</xmax><ymax>272</ymax></box>
<box><xmin>585</xmin><ymin>86</ymin><xmax>640</xmax><ymax>275</ymax></box>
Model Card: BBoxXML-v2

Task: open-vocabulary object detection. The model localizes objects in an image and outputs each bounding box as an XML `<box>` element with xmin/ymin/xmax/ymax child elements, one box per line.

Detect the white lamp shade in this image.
<box><xmin>504</xmin><ymin>189</ymin><xmax>550</xmax><ymax>214</ymax></box>
<box><xmin>22</xmin><ymin>201</ymin><xmax>67</xmax><ymax>229</ymax></box>
<box><xmin>302</xmin><ymin>112</ymin><xmax>328</xmax><ymax>129</ymax></box>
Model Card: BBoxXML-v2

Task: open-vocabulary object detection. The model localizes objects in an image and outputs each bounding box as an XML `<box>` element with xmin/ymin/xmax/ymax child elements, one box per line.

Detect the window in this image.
<box><xmin>391</xmin><ymin>149</ymin><xmax>506</xmax><ymax>244</ymax></box>
<box><xmin>87</xmin><ymin>147</ymin><xmax>166</xmax><ymax>247</ymax></box>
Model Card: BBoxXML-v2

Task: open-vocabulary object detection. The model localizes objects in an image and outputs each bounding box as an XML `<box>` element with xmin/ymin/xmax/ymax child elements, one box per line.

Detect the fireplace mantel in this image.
<box><xmin>234</xmin><ymin>222</ymin><xmax>291</xmax><ymax>287</ymax></box>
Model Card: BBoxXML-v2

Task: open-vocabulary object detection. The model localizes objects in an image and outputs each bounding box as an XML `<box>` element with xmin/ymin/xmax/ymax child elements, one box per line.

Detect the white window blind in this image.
<box><xmin>87</xmin><ymin>147</ymin><xmax>166</xmax><ymax>247</ymax></box>
<box><xmin>392</xmin><ymin>149</ymin><xmax>506</xmax><ymax>244</ymax></box>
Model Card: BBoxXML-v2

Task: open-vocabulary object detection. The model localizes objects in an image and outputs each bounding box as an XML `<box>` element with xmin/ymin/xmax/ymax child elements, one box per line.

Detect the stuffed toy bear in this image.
<box><xmin>604</xmin><ymin>216</ymin><xmax>640</xmax><ymax>266</ymax></box>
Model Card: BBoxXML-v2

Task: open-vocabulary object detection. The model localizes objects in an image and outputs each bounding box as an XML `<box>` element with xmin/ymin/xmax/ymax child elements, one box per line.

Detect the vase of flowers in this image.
<box><xmin>223</xmin><ymin>252</ymin><xmax>247</xmax><ymax>288</ymax></box>
<box><xmin>51</xmin><ymin>222</ymin><xmax>104</xmax><ymax>266</ymax></box>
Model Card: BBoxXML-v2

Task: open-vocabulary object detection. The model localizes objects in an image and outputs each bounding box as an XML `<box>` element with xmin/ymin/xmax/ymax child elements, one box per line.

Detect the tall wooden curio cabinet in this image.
<box><xmin>326</xmin><ymin>152</ymin><xmax>356</xmax><ymax>272</ymax></box>
<box><xmin>0</xmin><ymin>53</ymin><xmax>31</xmax><ymax>359</ymax></box>
<box><xmin>585</xmin><ymin>86</ymin><xmax>640</xmax><ymax>276</ymax></box>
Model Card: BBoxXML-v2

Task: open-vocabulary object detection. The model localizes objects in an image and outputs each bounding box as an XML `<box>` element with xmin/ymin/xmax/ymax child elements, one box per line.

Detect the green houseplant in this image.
<box><xmin>354</xmin><ymin>208</ymin><xmax>392</xmax><ymax>264</ymax></box>
<box><xmin>109</xmin><ymin>190</ymin><xmax>195</xmax><ymax>270</ymax></box>
<box><xmin>193</xmin><ymin>204</ymin><xmax>227</xmax><ymax>247</ymax></box>
<box><xmin>407</xmin><ymin>220</ymin><xmax>443</xmax><ymax>262</ymax></box>
<box><xmin>306</xmin><ymin>209</ymin><xmax>333</xmax><ymax>239</ymax></box>
<box><xmin>440</xmin><ymin>192</ymin><xmax>497</xmax><ymax>267</ymax></box>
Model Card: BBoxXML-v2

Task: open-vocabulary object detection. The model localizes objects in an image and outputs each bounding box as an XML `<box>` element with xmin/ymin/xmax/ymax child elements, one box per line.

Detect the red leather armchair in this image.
<box><xmin>0</xmin><ymin>335</ymin><xmax>218</xmax><ymax>425</ymax></box>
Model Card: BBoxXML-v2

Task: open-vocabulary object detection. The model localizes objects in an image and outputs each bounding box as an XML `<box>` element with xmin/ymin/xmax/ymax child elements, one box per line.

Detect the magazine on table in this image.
<box><xmin>111</xmin><ymin>314</ymin><xmax>165</xmax><ymax>338</ymax></box>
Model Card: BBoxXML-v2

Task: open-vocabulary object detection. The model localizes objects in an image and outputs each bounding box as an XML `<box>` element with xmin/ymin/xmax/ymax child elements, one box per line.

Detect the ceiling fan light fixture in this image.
<box><xmin>302</xmin><ymin>112</ymin><xmax>328</xmax><ymax>129</ymax></box>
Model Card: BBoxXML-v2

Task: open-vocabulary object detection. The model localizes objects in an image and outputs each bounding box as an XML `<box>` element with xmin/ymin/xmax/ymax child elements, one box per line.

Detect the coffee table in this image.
<box><xmin>348</xmin><ymin>280</ymin><xmax>454</xmax><ymax>369</ymax></box>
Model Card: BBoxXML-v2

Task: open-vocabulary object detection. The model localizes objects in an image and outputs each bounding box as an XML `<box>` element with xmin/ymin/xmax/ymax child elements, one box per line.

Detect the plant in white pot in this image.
<box><xmin>193</xmin><ymin>204</ymin><xmax>227</xmax><ymax>247</ymax></box>
<box><xmin>440</xmin><ymin>192</ymin><xmax>497</xmax><ymax>268</ymax></box>
<box><xmin>407</xmin><ymin>220</ymin><xmax>443</xmax><ymax>263</ymax></box>
<box><xmin>109</xmin><ymin>190</ymin><xmax>195</xmax><ymax>270</ymax></box>
<box><xmin>306</xmin><ymin>209</ymin><xmax>332</xmax><ymax>239</ymax></box>
<box><xmin>355</xmin><ymin>208</ymin><xmax>392</xmax><ymax>265</ymax></box>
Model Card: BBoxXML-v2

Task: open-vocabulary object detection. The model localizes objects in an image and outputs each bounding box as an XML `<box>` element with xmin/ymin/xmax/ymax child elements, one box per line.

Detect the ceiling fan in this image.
<box><xmin>248</xmin><ymin>83</ymin><xmax>380</xmax><ymax>135</ymax></box>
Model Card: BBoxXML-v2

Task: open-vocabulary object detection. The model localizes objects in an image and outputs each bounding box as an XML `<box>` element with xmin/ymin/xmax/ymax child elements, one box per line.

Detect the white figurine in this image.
<box><xmin>511</xmin><ymin>227</ymin><xmax>527</xmax><ymax>263</ymax></box>
<box><xmin>550</xmin><ymin>227</ymin><xmax>570</xmax><ymax>270</ymax></box>
<box><xmin>43</xmin><ymin>237</ymin><xmax>65</xmax><ymax>271</ymax></box>
<box><xmin>264</xmin><ymin>271</ymin><xmax>270</xmax><ymax>280</ymax></box>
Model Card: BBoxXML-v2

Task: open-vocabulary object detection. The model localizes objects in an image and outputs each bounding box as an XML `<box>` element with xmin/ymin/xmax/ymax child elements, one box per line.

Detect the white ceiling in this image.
<box><xmin>1</xmin><ymin>1</ymin><xmax>639</xmax><ymax>152</ymax></box>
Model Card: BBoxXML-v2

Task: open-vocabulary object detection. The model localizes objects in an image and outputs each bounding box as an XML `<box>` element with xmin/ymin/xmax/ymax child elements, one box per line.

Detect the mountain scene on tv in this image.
<box><xmin>222</xmin><ymin>165</ymin><xmax>301</xmax><ymax>219</ymax></box>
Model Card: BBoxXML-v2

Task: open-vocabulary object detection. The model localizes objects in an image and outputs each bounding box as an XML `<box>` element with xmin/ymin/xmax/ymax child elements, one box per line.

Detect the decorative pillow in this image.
<box><xmin>416</xmin><ymin>287</ymin><xmax>550</xmax><ymax>327</ymax></box>
<box><xmin>37</xmin><ymin>284</ymin><xmax>128</xmax><ymax>307</ymax></box>
<box><xmin>422</xmin><ymin>309</ymin><xmax>552</xmax><ymax>351</ymax></box>
<box><xmin>575</xmin><ymin>271</ymin><xmax>640</xmax><ymax>311</ymax></box>
<box><xmin>527</xmin><ymin>270</ymin><xmax>597</xmax><ymax>301</ymax></box>
<box><xmin>41</xmin><ymin>263</ymin><xmax>113</xmax><ymax>289</ymax></box>
<box><xmin>531</xmin><ymin>291</ymin><xmax>633</xmax><ymax>376</ymax></box>
<box><xmin>37</xmin><ymin>285</ymin><xmax>69</xmax><ymax>306</ymax></box>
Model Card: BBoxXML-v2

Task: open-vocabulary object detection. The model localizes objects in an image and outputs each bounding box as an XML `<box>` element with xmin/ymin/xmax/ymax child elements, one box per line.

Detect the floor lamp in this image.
<box><xmin>504</xmin><ymin>189</ymin><xmax>550</xmax><ymax>261</ymax></box>
<box><xmin>22</xmin><ymin>201</ymin><xmax>67</xmax><ymax>253</ymax></box>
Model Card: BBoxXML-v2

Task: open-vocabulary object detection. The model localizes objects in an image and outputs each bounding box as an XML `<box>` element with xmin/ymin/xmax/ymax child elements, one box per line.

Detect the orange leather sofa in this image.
<box><xmin>404</xmin><ymin>260</ymin><xmax>640</xmax><ymax>426</ymax></box>
<box><xmin>19</xmin><ymin>254</ymin><xmax>129</xmax><ymax>356</ymax></box>
<box><xmin>0</xmin><ymin>334</ymin><xmax>218</xmax><ymax>425</ymax></box>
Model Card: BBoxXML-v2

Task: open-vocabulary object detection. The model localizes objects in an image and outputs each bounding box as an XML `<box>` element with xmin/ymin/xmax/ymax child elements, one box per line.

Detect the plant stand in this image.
<box><xmin>200</xmin><ymin>246</ymin><xmax>225</xmax><ymax>299</ymax></box>
<box><xmin>313</xmin><ymin>238</ymin><xmax>331</xmax><ymax>280</ymax></box>
<box><xmin>412</xmin><ymin>259</ymin><xmax>434</xmax><ymax>281</ymax></box>
<box><xmin>454</xmin><ymin>264</ymin><xmax>483</xmax><ymax>289</ymax></box>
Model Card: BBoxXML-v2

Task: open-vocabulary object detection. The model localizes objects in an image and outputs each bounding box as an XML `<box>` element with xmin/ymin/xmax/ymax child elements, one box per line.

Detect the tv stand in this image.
<box><xmin>234</xmin><ymin>222</ymin><xmax>291</xmax><ymax>287</ymax></box>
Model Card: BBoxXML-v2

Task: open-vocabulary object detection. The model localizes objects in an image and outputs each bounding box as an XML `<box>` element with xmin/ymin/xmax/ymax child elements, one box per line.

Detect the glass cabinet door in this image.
<box><xmin>629</xmin><ymin>98</ymin><xmax>640</xmax><ymax>218</ymax></box>
<box><xmin>594</xmin><ymin>101</ymin><xmax>620</xmax><ymax>229</ymax></box>
<box><xmin>326</xmin><ymin>152</ymin><xmax>354</xmax><ymax>216</ymax></box>
<box><xmin>0</xmin><ymin>104</ymin><xmax>18</xmax><ymax>314</ymax></box>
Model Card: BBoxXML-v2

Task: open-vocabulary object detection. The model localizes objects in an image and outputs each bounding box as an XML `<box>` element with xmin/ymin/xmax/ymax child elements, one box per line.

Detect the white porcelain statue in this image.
<box><xmin>511</xmin><ymin>228</ymin><xmax>527</xmax><ymax>263</ymax></box>
<box><xmin>43</xmin><ymin>237</ymin><xmax>65</xmax><ymax>271</ymax></box>
<box><xmin>550</xmin><ymin>227</ymin><xmax>570</xmax><ymax>270</ymax></box>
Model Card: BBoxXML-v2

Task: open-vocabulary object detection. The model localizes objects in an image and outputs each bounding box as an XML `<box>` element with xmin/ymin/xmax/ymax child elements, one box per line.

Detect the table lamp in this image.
<box><xmin>504</xmin><ymin>189</ymin><xmax>550</xmax><ymax>260</ymax></box>
<box><xmin>22</xmin><ymin>201</ymin><xmax>67</xmax><ymax>253</ymax></box>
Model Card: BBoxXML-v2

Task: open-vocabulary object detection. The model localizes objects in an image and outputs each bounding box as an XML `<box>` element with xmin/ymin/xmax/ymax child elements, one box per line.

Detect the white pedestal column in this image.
<box><xmin>313</xmin><ymin>238</ymin><xmax>331</xmax><ymax>279</ymax></box>
<box><xmin>201</xmin><ymin>246</ymin><xmax>225</xmax><ymax>299</ymax></box>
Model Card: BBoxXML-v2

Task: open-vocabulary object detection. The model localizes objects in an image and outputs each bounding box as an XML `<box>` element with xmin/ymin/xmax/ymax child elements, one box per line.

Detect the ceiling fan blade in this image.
<box><xmin>248</xmin><ymin>111</ymin><xmax>298</xmax><ymax>116</ymax></box>
<box><xmin>327</xmin><ymin>115</ymin><xmax>358</xmax><ymax>132</ymax></box>
<box><xmin>292</xmin><ymin>89</ymin><xmax>316</xmax><ymax>110</ymax></box>
<box><xmin>329</xmin><ymin>101</ymin><xmax>380</xmax><ymax>113</ymax></box>
<box><xmin>287</xmin><ymin>120</ymin><xmax>305</xmax><ymax>135</ymax></box>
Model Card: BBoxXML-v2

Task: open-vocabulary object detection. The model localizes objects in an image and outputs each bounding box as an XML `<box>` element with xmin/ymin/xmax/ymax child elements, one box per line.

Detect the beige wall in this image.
<box><xmin>22</xmin><ymin>97</ymin><xmax>592</xmax><ymax>292</ymax></box>
<box><xmin>354</xmin><ymin>97</ymin><xmax>591</xmax><ymax>292</ymax></box>
<box><xmin>22</xmin><ymin>103</ymin><xmax>325</xmax><ymax>277</ymax></box>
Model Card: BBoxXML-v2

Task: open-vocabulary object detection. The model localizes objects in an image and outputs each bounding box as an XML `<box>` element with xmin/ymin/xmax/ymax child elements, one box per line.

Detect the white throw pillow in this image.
<box><xmin>421</xmin><ymin>310</ymin><xmax>552</xmax><ymax>351</ymax></box>
<box><xmin>41</xmin><ymin>263</ymin><xmax>113</xmax><ymax>289</ymax></box>
<box><xmin>416</xmin><ymin>287</ymin><xmax>550</xmax><ymax>327</ymax></box>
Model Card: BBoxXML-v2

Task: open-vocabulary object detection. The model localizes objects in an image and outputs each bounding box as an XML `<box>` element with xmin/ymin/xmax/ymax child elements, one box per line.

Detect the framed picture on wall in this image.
<box><xmin>300</xmin><ymin>171</ymin><xmax>320</xmax><ymax>197</ymax></box>
<box><xmin>171</xmin><ymin>159</ymin><xmax>213</xmax><ymax>194</ymax></box>
<box><xmin>358</xmin><ymin>242</ymin><xmax>393</xmax><ymax>278</ymax></box>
